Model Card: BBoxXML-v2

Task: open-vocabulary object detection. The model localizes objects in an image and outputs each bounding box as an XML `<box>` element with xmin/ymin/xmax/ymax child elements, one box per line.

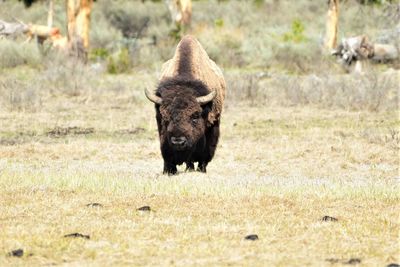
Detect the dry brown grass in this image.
<box><xmin>0</xmin><ymin>82</ymin><xmax>399</xmax><ymax>266</ymax></box>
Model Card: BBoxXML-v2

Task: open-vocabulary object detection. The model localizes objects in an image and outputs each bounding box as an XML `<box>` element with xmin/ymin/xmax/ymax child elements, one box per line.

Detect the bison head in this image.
<box><xmin>145</xmin><ymin>84</ymin><xmax>215</xmax><ymax>151</ymax></box>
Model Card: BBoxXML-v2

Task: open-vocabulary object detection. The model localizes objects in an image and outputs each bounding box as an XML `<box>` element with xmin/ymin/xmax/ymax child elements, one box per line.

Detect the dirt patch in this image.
<box><xmin>137</xmin><ymin>205</ymin><xmax>151</xmax><ymax>211</ymax></box>
<box><xmin>244</xmin><ymin>234</ymin><xmax>259</xmax><ymax>241</ymax></box>
<box><xmin>86</xmin><ymin>203</ymin><xmax>103</xmax><ymax>208</ymax></box>
<box><xmin>326</xmin><ymin>258</ymin><xmax>362</xmax><ymax>265</ymax></box>
<box><xmin>344</xmin><ymin>258</ymin><xmax>362</xmax><ymax>265</ymax></box>
<box><xmin>321</xmin><ymin>216</ymin><xmax>338</xmax><ymax>222</ymax></box>
<box><xmin>47</xmin><ymin>127</ymin><xmax>95</xmax><ymax>137</ymax></box>
<box><xmin>115</xmin><ymin>128</ymin><xmax>146</xmax><ymax>135</ymax></box>
<box><xmin>0</xmin><ymin>139</ymin><xmax>19</xmax><ymax>146</ymax></box>
<box><xmin>0</xmin><ymin>131</ymin><xmax>37</xmax><ymax>146</ymax></box>
<box><xmin>64</xmin><ymin>233</ymin><xmax>90</xmax><ymax>239</ymax></box>
<box><xmin>7</xmin><ymin>249</ymin><xmax>24</xmax><ymax>257</ymax></box>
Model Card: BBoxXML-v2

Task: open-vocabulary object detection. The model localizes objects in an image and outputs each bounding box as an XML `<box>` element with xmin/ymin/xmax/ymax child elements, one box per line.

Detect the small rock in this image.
<box><xmin>8</xmin><ymin>249</ymin><xmax>23</xmax><ymax>257</ymax></box>
<box><xmin>325</xmin><ymin>258</ymin><xmax>340</xmax><ymax>263</ymax></box>
<box><xmin>86</xmin><ymin>203</ymin><xmax>103</xmax><ymax>207</ymax></box>
<box><xmin>244</xmin><ymin>234</ymin><xmax>258</xmax><ymax>241</ymax></box>
<box><xmin>64</xmin><ymin>233</ymin><xmax>90</xmax><ymax>239</ymax></box>
<box><xmin>387</xmin><ymin>264</ymin><xmax>400</xmax><ymax>267</ymax></box>
<box><xmin>344</xmin><ymin>258</ymin><xmax>361</xmax><ymax>265</ymax></box>
<box><xmin>322</xmin><ymin>216</ymin><xmax>338</xmax><ymax>222</ymax></box>
<box><xmin>137</xmin><ymin>206</ymin><xmax>151</xmax><ymax>211</ymax></box>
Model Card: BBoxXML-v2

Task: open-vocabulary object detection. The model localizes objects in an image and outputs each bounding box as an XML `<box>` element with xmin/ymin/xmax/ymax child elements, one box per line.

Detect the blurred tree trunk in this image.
<box><xmin>324</xmin><ymin>0</ymin><xmax>339</xmax><ymax>51</ymax></box>
<box><xmin>0</xmin><ymin>19</ymin><xmax>61</xmax><ymax>45</ymax></box>
<box><xmin>165</xmin><ymin>0</ymin><xmax>192</xmax><ymax>28</ymax></box>
<box><xmin>47</xmin><ymin>0</ymin><xmax>54</xmax><ymax>28</ymax></box>
<box><xmin>75</xmin><ymin>0</ymin><xmax>92</xmax><ymax>49</ymax></box>
<box><xmin>66</xmin><ymin>0</ymin><xmax>93</xmax><ymax>60</ymax></box>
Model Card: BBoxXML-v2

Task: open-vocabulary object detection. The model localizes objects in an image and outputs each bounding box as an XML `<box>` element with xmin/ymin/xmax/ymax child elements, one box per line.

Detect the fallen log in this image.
<box><xmin>26</xmin><ymin>24</ymin><xmax>59</xmax><ymax>41</ymax></box>
<box><xmin>372</xmin><ymin>44</ymin><xmax>399</xmax><ymax>61</ymax></box>
<box><xmin>0</xmin><ymin>19</ymin><xmax>67</xmax><ymax>49</ymax></box>
<box><xmin>27</xmin><ymin>24</ymin><xmax>68</xmax><ymax>49</ymax></box>
<box><xmin>0</xmin><ymin>20</ymin><xmax>29</xmax><ymax>38</ymax></box>
<box><xmin>331</xmin><ymin>35</ymin><xmax>399</xmax><ymax>73</ymax></box>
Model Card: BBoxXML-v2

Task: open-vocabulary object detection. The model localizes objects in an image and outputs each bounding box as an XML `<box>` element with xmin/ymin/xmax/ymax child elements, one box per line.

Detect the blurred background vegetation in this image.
<box><xmin>1</xmin><ymin>0</ymin><xmax>399</xmax><ymax>72</ymax></box>
<box><xmin>0</xmin><ymin>0</ymin><xmax>399</xmax><ymax>111</ymax></box>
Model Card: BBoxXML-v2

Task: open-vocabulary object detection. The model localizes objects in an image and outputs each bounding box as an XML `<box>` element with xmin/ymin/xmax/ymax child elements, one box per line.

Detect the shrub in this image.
<box><xmin>226</xmin><ymin>70</ymin><xmax>399</xmax><ymax>111</ymax></box>
<box><xmin>0</xmin><ymin>68</ymin><xmax>42</xmax><ymax>112</ymax></box>
<box><xmin>41</xmin><ymin>51</ymin><xmax>98</xmax><ymax>97</ymax></box>
<box><xmin>100</xmin><ymin>0</ymin><xmax>169</xmax><ymax>39</ymax></box>
<box><xmin>0</xmin><ymin>39</ymin><xmax>42</xmax><ymax>68</ymax></box>
<box><xmin>104</xmin><ymin>8</ymin><xmax>150</xmax><ymax>39</ymax></box>
<box><xmin>107</xmin><ymin>48</ymin><xmax>132</xmax><ymax>74</ymax></box>
<box><xmin>90</xmin><ymin>7</ymin><xmax>122</xmax><ymax>49</ymax></box>
<box><xmin>197</xmin><ymin>28</ymin><xmax>245</xmax><ymax>68</ymax></box>
<box><xmin>282</xmin><ymin>19</ymin><xmax>307</xmax><ymax>43</ymax></box>
<box><xmin>272</xmin><ymin>41</ymin><xmax>326</xmax><ymax>74</ymax></box>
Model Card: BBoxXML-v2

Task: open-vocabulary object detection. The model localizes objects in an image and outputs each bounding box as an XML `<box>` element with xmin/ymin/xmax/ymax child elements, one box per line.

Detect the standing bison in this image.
<box><xmin>145</xmin><ymin>35</ymin><xmax>226</xmax><ymax>175</ymax></box>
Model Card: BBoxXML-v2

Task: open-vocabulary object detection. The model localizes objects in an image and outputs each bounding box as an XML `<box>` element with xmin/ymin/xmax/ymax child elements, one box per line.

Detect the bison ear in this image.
<box><xmin>196</xmin><ymin>90</ymin><xmax>216</xmax><ymax>105</ymax></box>
<box><xmin>144</xmin><ymin>88</ymin><xmax>162</xmax><ymax>105</ymax></box>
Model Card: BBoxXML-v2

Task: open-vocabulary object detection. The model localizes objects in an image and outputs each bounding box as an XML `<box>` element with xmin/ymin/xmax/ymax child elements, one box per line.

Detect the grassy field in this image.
<box><xmin>0</xmin><ymin>0</ymin><xmax>399</xmax><ymax>266</ymax></box>
<box><xmin>0</xmin><ymin>74</ymin><xmax>399</xmax><ymax>265</ymax></box>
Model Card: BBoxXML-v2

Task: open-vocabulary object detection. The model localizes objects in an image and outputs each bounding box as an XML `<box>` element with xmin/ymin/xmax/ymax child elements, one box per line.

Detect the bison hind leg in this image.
<box><xmin>197</xmin><ymin>162</ymin><xmax>208</xmax><ymax>173</ymax></box>
<box><xmin>163</xmin><ymin>162</ymin><xmax>177</xmax><ymax>175</ymax></box>
<box><xmin>185</xmin><ymin>162</ymin><xmax>195</xmax><ymax>172</ymax></box>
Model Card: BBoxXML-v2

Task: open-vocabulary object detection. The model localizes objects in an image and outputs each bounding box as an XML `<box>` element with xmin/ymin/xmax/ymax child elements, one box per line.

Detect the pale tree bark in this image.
<box><xmin>75</xmin><ymin>0</ymin><xmax>92</xmax><ymax>49</ymax></box>
<box><xmin>46</xmin><ymin>0</ymin><xmax>68</xmax><ymax>49</ymax></box>
<box><xmin>324</xmin><ymin>0</ymin><xmax>339</xmax><ymax>51</ymax></box>
<box><xmin>66</xmin><ymin>0</ymin><xmax>76</xmax><ymax>44</ymax></box>
<box><xmin>47</xmin><ymin>0</ymin><xmax>54</xmax><ymax>28</ymax></box>
<box><xmin>165</xmin><ymin>0</ymin><xmax>192</xmax><ymax>27</ymax></box>
<box><xmin>66</xmin><ymin>0</ymin><xmax>93</xmax><ymax>60</ymax></box>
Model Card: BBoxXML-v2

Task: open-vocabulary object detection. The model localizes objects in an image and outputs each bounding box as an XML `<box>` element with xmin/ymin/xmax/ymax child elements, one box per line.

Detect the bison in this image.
<box><xmin>145</xmin><ymin>35</ymin><xmax>226</xmax><ymax>174</ymax></box>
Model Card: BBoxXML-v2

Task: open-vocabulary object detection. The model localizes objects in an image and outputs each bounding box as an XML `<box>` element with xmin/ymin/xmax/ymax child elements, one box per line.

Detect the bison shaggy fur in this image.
<box><xmin>145</xmin><ymin>35</ymin><xmax>226</xmax><ymax>174</ymax></box>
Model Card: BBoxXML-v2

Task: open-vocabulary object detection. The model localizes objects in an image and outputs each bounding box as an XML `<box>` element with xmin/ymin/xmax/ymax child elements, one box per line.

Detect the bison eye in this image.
<box><xmin>191</xmin><ymin>113</ymin><xmax>200</xmax><ymax>124</ymax></box>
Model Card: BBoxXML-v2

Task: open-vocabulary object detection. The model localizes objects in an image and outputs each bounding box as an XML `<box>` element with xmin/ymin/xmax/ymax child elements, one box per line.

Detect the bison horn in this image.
<box><xmin>144</xmin><ymin>88</ymin><xmax>162</xmax><ymax>105</ymax></box>
<box><xmin>196</xmin><ymin>90</ymin><xmax>216</xmax><ymax>105</ymax></box>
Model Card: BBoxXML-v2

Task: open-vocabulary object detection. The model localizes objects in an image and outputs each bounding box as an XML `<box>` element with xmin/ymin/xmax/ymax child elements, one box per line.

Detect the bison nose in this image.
<box><xmin>171</xmin><ymin>136</ymin><xmax>187</xmax><ymax>146</ymax></box>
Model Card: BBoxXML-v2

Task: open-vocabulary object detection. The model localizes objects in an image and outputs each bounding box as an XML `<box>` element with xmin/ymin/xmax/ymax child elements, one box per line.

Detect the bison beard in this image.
<box><xmin>155</xmin><ymin>79</ymin><xmax>220</xmax><ymax>175</ymax></box>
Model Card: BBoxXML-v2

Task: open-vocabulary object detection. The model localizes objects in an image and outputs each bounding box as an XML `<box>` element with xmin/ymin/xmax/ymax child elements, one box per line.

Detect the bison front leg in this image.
<box><xmin>185</xmin><ymin>161</ymin><xmax>195</xmax><ymax>172</ymax></box>
<box><xmin>163</xmin><ymin>161</ymin><xmax>177</xmax><ymax>175</ymax></box>
<box><xmin>196</xmin><ymin>120</ymin><xmax>220</xmax><ymax>173</ymax></box>
<box><xmin>161</xmin><ymin>140</ymin><xmax>178</xmax><ymax>175</ymax></box>
<box><xmin>197</xmin><ymin>162</ymin><xmax>208</xmax><ymax>173</ymax></box>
